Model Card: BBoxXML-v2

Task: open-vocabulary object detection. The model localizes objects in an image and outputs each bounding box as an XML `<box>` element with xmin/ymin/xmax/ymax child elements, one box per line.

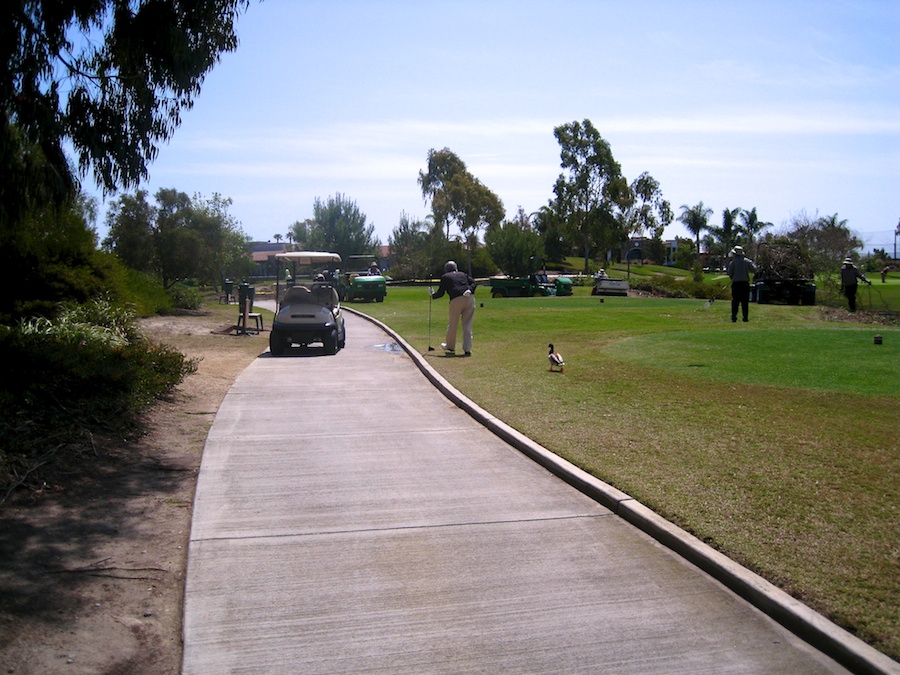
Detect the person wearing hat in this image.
<box><xmin>368</xmin><ymin>261</ymin><xmax>381</xmax><ymax>276</ymax></box>
<box><xmin>726</xmin><ymin>245</ymin><xmax>757</xmax><ymax>323</ymax></box>
<box><xmin>430</xmin><ymin>260</ymin><xmax>476</xmax><ymax>356</ymax></box>
<box><xmin>840</xmin><ymin>257</ymin><xmax>871</xmax><ymax>312</ymax></box>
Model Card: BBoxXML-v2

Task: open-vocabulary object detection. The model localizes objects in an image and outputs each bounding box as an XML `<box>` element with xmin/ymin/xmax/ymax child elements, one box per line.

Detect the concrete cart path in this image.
<box><xmin>182</xmin><ymin>311</ymin><xmax>855</xmax><ymax>674</ymax></box>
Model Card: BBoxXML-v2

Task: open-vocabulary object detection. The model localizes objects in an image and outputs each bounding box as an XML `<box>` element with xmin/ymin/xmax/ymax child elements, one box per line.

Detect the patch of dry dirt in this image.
<box><xmin>0</xmin><ymin>313</ymin><xmax>267</xmax><ymax>674</ymax></box>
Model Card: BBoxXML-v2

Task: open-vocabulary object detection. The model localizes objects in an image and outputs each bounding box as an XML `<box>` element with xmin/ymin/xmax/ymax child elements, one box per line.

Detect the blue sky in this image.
<box><xmin>92</xmin><ymin>0</ymin><xmax>900</xmax><ymax>254</ymax></box>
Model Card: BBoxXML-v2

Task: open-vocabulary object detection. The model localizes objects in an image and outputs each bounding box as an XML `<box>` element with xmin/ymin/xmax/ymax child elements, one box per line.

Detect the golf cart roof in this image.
<box><xmin>275</xmin><ymin>251</ymin><xmax>342</xmax><ymax>265</ymax></box>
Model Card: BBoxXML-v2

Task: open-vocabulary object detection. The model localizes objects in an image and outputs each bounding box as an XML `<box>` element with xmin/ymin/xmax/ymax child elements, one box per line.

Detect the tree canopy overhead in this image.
<box><xmin>2</xmin><ymin>0</ymin><xmax>250</xmax><ymax>227</ymax></box>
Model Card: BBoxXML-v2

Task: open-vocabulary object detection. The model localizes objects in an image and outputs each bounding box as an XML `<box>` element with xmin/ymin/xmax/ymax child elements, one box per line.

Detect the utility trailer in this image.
<box><xmin>751</xmin><ymin>242</ymin><xmax>817</xmax><ymax>305</ymax></box>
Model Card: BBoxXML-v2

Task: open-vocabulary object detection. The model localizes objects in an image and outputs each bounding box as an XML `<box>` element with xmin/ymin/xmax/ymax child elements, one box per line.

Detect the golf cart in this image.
<box><xmin>591</xmin><ymin>269</ymin><xmax>629</xmax><ymax>297</ymax></box>
<box><xmin>342</xmin><ymin>255</ymin><xmax>387</xmax><ymax>302</ymax></box>
<box><xmin>489</xmin><ymin>257</ymin><xmax>573</xmax><ymax>298</ymax></box>
<box><xmin>270</xmin><ymin>251</ymin><xmax>346</xmax><ymax>356</ymax></box>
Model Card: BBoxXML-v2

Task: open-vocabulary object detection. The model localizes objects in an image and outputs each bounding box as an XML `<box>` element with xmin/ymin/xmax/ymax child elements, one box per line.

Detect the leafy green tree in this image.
<box><xmin>418</xmin><ymin>148</ymin><xmax>469</xmax><ymax>239</ymax></box>
<box><xmin>678</xmin><ymin>201</ymin><xmax>713</xmax><ymax>255</ymax></box>
<box><xmin>154</xmin><ymin>189</ymin><xmax>203</xmax><ymax>288</ymax></box>
<box><xmin>532</xmin><ymin>203</ymin><xmax>568</xmax><ymax>263</ymax></box>
<box><xmin>389</xmin><ymin>213</ymin><xmax>431</xmax><ymax>280</ymax></box>
<box><xmin>0</xmin><ymin>191</ymin><xmax>117</xmax><ymax>321</ymax></box>
<box><xmin>417</xmin><ymin>148</ymin><xmax>504</xmax><ymax>274</ymax></box>
<box><xmin>623</xmin><ymin>172</ymin><xmax>672</xmax><ymax>265</ymax></box>
<box><xmin>102</xmin><ymin>190</ymin><xmax>156</xmax><ymax>274</ymax></box>
<box><xmin>485</xmin><ymin>207</ymin><xmax>544</xmax><ymax>277</ymax></box>
<box><xmin>625</xmin><ymin>172</ymin><xmax>672</xmax><ymax>238</ymax></box>
<box><xmin>1</xmin><ymin>0</ymin><xmax>250</xmax><ymax>230</ymax></box>
<box><xmin>672</xmin><ymin>237</ymin><xmax>697</xmax><ymax>271</ymax></box>
<box><xmin>191</xmin><ymin>193</ymin><xmax>248</xmax><ymax>287</ymax></box>
<box><xmin>289</xmin><ymin>219</ymin><xmax>313</xmax><ymax>249</ymax></box>
<box><xmin>306</xmin><ymin>193</ymin><xmax>379</xmax><ymax>262</ymax></box>
<box><xmin>2</xmin><ymin>1</ymin><xmax>249</xmax><ymax>225</ymax></box>
<box><xmin>103</xmin><ymin>188</ymin><xmax>248</xmax><ymax>288</ymax></box>
<box><xmin>552</xmin><ymin>119</ymin><xmax>631</xmax><ymax>273</ymax></box>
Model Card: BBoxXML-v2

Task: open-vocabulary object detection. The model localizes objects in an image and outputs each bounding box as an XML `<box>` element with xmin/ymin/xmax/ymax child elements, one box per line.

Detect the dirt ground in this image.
<box><xmin>0</xmin><ymin>312</ymin><xmax>267</xmax><ymax>674</ymax></box>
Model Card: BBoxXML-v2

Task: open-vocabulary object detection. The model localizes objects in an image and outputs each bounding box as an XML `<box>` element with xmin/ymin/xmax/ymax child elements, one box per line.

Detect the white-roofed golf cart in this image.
<box><xmin>270</xmin><ymin>251</ymin><xmax>346</xmax><ymax>356</ymax></box>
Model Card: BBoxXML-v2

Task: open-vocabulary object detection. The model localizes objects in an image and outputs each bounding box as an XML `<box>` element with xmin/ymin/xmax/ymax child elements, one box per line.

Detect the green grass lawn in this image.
<box><xmin>351</xmin><ymin>285</ymin><xmax>900</xmax><ymax>660</ymax></box>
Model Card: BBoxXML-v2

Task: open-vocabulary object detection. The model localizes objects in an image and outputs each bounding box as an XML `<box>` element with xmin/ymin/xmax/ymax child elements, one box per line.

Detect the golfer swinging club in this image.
<box><xmin>727</xmin><ymin>245</ymin><xmax>757</xmax><ymax>323</ymax></box>
<box><xmin>430</xmin><ymin>260</ymin><xmax>476</xmax><ymax>356</ymax></box>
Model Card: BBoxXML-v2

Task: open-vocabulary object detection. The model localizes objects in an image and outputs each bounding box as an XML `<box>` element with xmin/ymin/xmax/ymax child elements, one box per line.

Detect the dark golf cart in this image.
<box><xmin>270</xmin><ymin>251</ymin><xmax>346</xmax><ymax>356</ymax></box>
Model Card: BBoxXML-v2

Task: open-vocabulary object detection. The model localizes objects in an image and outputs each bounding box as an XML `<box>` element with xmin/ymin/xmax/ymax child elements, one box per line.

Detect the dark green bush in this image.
<box><xmin>0</xmin><ymin>299</ymin><xmax>197</xmax><ymax>495</ymax></box>
<box><xmin>167</xmin><ymin>281</ymin><xmax>202</xmax><ymax>310</ymax></box>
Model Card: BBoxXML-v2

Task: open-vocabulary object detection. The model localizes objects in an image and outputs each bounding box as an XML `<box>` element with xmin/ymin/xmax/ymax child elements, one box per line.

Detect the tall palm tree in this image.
<box><xmin>738</xmin><ymin>207</ymin><xmax>772</xmax><ymax>250</ymax></box>
<box><xmin>707</xmin><ymin>207</ymin><xmax>741</xmax><ymax>267</ymax></box>
<box><xmin>678</xmin><ymin>201</ymin><xmax>713</xmax><ymax>254</ymax></box>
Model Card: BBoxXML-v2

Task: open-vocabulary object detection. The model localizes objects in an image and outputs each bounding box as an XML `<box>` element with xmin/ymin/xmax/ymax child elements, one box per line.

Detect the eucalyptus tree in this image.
<box><xmin>553</xmin><ymin>119</ymin><xmax>632</xmax><ymax>273</ymax></box>
<box><xmin>2</xmin><ymin>0</ymin><xmax>251</xmax><ymax>230</ymax></box>
<box><xmin>417</xmin><ymin>147</ymin><xmax>504</xmax><ymax>273</ymax></box>
<box><xmin>625</xmin><ymin>172</ymin><xmax>672</xmax><ymax>238</ymax></box>
<box><xmin>678</xmin><ymin>201</ymin><xmax>713</xmax><ymax>254</ymax></box>
<box><xmin>625</xmin><ymin>172</ymin><xmax>672</xmax><ymax>263</ymax></box>
<box><xmin>419</xmin><ymin>149</ymin><xmax>465</xmax><ymax>237</ymax></box>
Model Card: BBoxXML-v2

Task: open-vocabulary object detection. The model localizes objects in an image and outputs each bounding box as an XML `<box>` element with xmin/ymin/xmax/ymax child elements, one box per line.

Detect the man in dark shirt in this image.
<box><xmin>727</xmin><ymin>245</ymin><xmax>757</xmax><ymax>323</ymax></box>
<box><xmin>431</xmin><ymin>260</ymin><xmax>476</xmax><ymax>356</ymax></box>
<box><xmin>840</xmin><ymin>257</ymin><xmax>870</xmax><ymax>312</ymax></box>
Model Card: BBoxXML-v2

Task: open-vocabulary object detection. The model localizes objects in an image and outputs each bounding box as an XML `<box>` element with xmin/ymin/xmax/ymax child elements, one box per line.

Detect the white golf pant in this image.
<box><xmin>445</xmin><ymin>293</ymin><xmax>475</xmax><ymax>352</ymax></box>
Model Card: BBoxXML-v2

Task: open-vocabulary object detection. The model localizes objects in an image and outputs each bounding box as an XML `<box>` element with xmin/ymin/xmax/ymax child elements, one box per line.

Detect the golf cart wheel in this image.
<box><xmin>269</xmin><ymin>330</ymin><xmax>287</xmax><ymax>356</ymax></box>
<box><xmin>324</xmin><ymin>329</ymin><xmax>339</xmax><ymax>355</ymax></box>
<box><xmin>492</xmin><ymin>290</ymin><xmax>505</xmax><ymax>299</ymax></box>
<box><xmin>532</xmin><ymin>291</ymin><xmax>543</xmax><ymax>297</ymax></box>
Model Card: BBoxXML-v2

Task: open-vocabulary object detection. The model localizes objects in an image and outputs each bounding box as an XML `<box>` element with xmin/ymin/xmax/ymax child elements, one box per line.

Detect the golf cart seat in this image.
<box><xmin>310</xmin><ymin>282</ymin><xmax>340</xmax><ymax>309</ymax></box>
<box><xmin>282</xmin><ymin>285</ymin><xmax>312</xmax><ymax>305</ymax></box>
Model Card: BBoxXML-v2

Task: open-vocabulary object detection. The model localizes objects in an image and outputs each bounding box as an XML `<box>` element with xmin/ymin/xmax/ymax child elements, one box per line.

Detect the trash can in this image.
<box><xmin>238</xmin><ymin>282</ymin><xmax>255</xmax><ymax>310</ymax></box>
<box><xmin>223</xmin><ymin>279</ymin><xmax>234</xmax><ymax>303</ymax></box>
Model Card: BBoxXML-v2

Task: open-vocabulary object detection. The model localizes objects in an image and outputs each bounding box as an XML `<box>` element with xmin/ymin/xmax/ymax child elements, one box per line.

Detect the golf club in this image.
<box><xmin>427</xmin><ymin>286</ymin><xmax>435</xmax><ymax>352</ymax></box>
<box><xmin>703</xmin><ymin>284</ymin><xmax>729</xmax><ymax>310</ymax></box>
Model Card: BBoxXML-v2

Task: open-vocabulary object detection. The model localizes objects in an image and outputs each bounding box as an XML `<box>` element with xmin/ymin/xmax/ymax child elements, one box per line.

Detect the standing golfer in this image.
<box><xmin>727</xmin><ymin>245</ymin><xmax>757</xmax><ymax>323</ymax></box>
<box><xmin>431</xmin><ymin>260</ymin><xmax>476</xmax><ymax>356</ymax></box>
<box><xmin>840</xmin><ymin>257</ymin><xmax>871</xmax><ymax>312</ymax></box>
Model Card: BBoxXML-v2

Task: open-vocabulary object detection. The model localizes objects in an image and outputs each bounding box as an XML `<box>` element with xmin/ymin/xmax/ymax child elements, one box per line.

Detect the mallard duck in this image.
<box><xmin>548</xmin><ymin>343</ymin><xmax>565</xmax><ymax>372</ymax></box>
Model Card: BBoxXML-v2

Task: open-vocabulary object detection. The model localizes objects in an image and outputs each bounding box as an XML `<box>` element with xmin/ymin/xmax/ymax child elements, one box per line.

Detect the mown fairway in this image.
<box><xmin>351</xmin><ymin>284</ymin><xmax>899</xmax><ymax>659</ymax></box>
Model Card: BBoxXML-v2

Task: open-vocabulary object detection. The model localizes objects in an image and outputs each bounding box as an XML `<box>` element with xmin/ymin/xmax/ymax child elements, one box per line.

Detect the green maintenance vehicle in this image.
<box><xmin>343</xmin><ymin>255</ymin><xmax>387</xmax><ymax>302</ymax></box>
<box><xmin>489</xmin><ymin>258</ymin><xmax>573</xmax><ymax>298</ymax></box>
